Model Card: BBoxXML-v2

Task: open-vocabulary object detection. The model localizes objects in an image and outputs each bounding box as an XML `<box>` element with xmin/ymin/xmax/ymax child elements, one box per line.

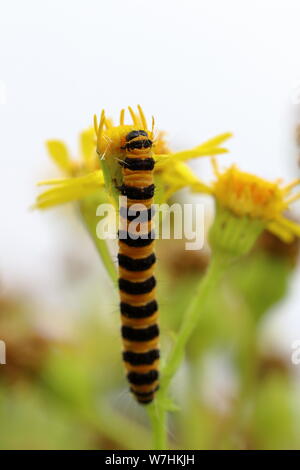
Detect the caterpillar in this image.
<box><xmin>118</xmin><ymin>128</ymin><xmax>159</xmax><ymax>405</ymax></box>
<box><xmin>95</xmin><ymin>107</ymin><xmax>159</xmax><ymax>405</ymax></box>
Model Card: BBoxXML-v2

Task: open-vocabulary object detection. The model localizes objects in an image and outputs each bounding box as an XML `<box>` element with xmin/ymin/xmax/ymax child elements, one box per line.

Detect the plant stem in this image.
<box><xmin>79</xmin><ymin>197</ymin><xmax>118</xmax><ymax>284</ymax></box>
<box><xmin>147</xmin><ymin>402</ymin><xmax>167</xmax><ymax>450</ymax></box>
<box><xmin>161</xmin><ymin>252</ymin><xmax>231</xmax><ymax>392</ymax></box>
<box><xmin>151</xmin><ymin>251</ymin><xmax>233</xmax><ymax>449</ymax></box>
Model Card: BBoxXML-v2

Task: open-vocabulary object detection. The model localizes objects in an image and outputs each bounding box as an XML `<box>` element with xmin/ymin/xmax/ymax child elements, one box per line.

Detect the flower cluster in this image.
<box><xmin>35</xmin><ymin>106</ymin><xmax>231</xmax><ymax>209</ymax></box>
<box><xmin>35</xmin><ymin>105</ymin><xmax>300</xmax><ymax>244</ymax></box>
<box><xmin>174</xmin><ymin>156</ymin><xmax>300</xmax><ymax>243</ymax></box>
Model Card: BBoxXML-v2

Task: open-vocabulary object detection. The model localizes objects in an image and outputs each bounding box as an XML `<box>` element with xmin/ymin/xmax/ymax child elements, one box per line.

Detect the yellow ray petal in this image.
<box><xmin>128</xmin><ymin>106</ymin><xmax>139</xmax><ymax>126</ymax></box>
<box><xmin>172</xmin><ymin>162</ymin><xmax>210</xmax><ymax>188</ymax></box>
<box><xmin>197</xmin><ymin>132</ymin><xmax>233</xmax><ymax>150</ymax></box>
<box><xmin>284</xmin><ymin>192</ymin><xmax>300</xmax><ymax>205</ymax></box>
<box><xmin>37</xmin><ymin>177</ymin><xmax>74</xmax><ymax>186</ymax></box>
<box><xmin>137</xmin><ymin>105</ymin><xmax>147</xmax><ymax>130</ymax></box>
<box><xmin>37</xmin><ymin>170</ymin><xmax>104</xmax><ymax>187</ymax></box>
<box><xmin>104</xmin><ymin>117</ymin><xmax>113</xmax><ymax>129</ymax></box>
<box><xmin>34</xmin><ymin>185</ymin><xmax>99</xmax><ymax>209</ymax></box>
<box><xmin>211</xmin><ymin>156</ymin><xmax>220</xmax><ymax>176</ymax></box>
<box><xmin>96</xmin><ymin>110</ymin><xmax>105</xmax><ymax>151</ymax></box>
<box><xmin>158</xmin><ymin>161</ymin><xmax>212</xmax><ymax>200</ymax></box>
<box><xmin>266</xmin><ymin>221</ymin><xmax>295</xmax><ymax>243</ymax></box>
<box><xmin>93</xmin><ymin>115</ymin><xmax>98</xmax><ymax>135</ymax></box>
<box><xmin>34</xmin><ymin>171</ymin><xmax>104</xmax><ymax>209</ymax></box>
<box><xmin>80</xmin><ymin>128</ymin><xmax>95</xmax><ymax>164</ymax></box>
<box><xmin>274</xmin><ymin>215</ymin><xmax>300</xmax><ymax>237</ymax></box>
<box><xmin>282</xmin><ymin>178</ymin><xmax>300</xmax><ymax>193</ymax></box>
<box><xmin>155</xmin><ymin>146</ymin><xmax>228</xmax><ymax>168</ymax></box>
<box><xmin>153</xmin><ymin>153</ymin><xmax>170</xmax><ymax>163</ymax></box>
<box><xmin>120</xmin><ymin>108</ymin><xmax>125</xmax><ymax>126</ymax></box>
<box><xmin>191</xmin><ymin>181</ymin><xmax>214</xmax><ymax>194</ymax></box>
<box><xmin>45</xmin><ymin>140</ymin><xmax>73</xmax><ymax>173</ymax></box>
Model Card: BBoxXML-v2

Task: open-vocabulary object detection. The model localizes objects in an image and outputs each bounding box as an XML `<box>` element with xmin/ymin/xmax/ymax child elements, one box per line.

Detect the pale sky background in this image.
<box><xmin>0</xmin><ymin>0</ymin><xmax>300</xmax><ymax>349</ymax></box>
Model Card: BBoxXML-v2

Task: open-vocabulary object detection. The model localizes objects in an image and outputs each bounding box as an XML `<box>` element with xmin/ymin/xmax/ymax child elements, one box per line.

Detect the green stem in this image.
<box><xmin>161</xmin><ymin>252</ymin><xmax>231</xmax><ymax>393</ymax></box>
<box><xmin>79</xmin><ymin>198</ymin><xmax>118</xmax><ymax>284</ymax></box>
<box><xmin>150</xmin><ymin>251</ymin><xmax>233</xmax><ymax>450</ymax></box>
<box><xmin>147</xmin><ymin>402</ymin><xmax>167</xmax><ymax>450</ymax></box>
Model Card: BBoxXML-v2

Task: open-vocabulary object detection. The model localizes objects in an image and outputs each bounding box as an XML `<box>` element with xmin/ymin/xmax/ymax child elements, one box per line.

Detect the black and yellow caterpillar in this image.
<box><xmin>117</xmin><ymin>129</ymin><xmax>159</xmax><ymax>404</ymax></box>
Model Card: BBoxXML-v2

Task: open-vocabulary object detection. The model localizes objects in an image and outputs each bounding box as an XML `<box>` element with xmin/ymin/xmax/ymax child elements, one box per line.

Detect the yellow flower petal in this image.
<box><xmin>80</xmin><ymin>128</ymin><xmax>96</xmax><ymax>165</ymax></box>
<box><xmin>154</xmin><ymin>161</ymin><xmax>212</xmax><ymax>203</ymax></box>
<box><xmin>163</xmin><ymin>161</ymin><xmax>211</xmax><ymax>194</ymax></box>
<box><xmin>154</xmin><ymin>133</ymin><xmax>231</xmax><ymax>169</ymax></box>
<box><xmin>34</xmin><ymin>186</ymin><xmax>99</xmax><ymax>209</ymax></box>
<box><xmin>266</xmin><ymin>221</ymin><xmax>295</xmax><ymax>243</ymax></box>
<box><xmin>274</xmin><ymin>215</ymin><xmax>300</xmax><ymax>237</ymax></box>
<box><xmin>197</xmin><ymin>132</ymin><xmax>233</xmax><ymax>150</ymax></box>
<box><xmin>38</xmin><ymin>170</ymin><xmax>103</xmax><ymax>187</ymax></box>
<box><xmin>45</xmin><ymin>140</ymin><xmax>73</xmax><ymax>173</ymax></box>
<box><xmin>34</xmin><ymin>171</ymin><xmax>104</xmax><ymax>209</ymax></box>
<box><xmin>37</xmin><ymin>178</ymin><xmax>72</xmax><ymax>186</ymax></box>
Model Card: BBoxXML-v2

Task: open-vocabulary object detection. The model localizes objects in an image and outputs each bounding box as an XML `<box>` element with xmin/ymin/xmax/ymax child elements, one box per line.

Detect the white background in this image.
<box><xmin>0</xmin><ymin>0</ymin><xmax>300</xmax><ymax>346</ymax></box>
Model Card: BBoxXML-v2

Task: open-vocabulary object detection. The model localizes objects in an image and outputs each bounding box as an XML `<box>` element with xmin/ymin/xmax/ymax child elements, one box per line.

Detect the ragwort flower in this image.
<box><xmin>35</xmin><ymin>106</ymin><xmax>231</xmax><ymax>209</ymax></box>
<box><xmin>167</xmin><ymin>157</ymin><xmax>300</xmax><ymax>248</ymax></box>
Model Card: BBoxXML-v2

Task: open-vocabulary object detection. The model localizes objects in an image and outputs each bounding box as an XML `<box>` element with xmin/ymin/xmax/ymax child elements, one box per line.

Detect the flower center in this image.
<box><xmin>213</xmin><ymin>167</ymin><xmax>284</xmax><ymax>220</ymax></box>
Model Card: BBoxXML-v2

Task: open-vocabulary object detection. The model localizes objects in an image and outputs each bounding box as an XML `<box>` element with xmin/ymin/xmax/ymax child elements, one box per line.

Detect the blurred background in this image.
<box><xmin>1</xmin><ymin>0</ymin><xmax>300</xmax><ymax>449</ymax></box>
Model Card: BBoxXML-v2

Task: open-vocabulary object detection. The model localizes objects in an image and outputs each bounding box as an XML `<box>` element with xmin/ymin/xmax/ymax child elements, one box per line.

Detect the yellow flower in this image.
<box><xmin>35</xmin><ymin>127</ymin><xmax>103</xmax><ymax>209</ymax></box>
<box><xmin>212</xmin><ymin>162</ymin><xmax>300</xmax><ymax>243</ymax></box>
<box><xmin>175</xmin><ymin>157</ymin><xmax>300</xmax><ymax>243</ymax></box>
<box><xmin>35</xmin><ymin>106</ymin><xmax>231</xmax><ymax>209</ymax></box>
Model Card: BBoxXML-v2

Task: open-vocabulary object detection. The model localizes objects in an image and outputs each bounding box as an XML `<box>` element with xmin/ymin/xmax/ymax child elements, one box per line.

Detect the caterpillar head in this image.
<box><xmin>94</xmin><ymin>106</ymin><xmax>154</xmax><ymax>203</ymax></box>
<box><xmin>121</xmin><ymin>129</ymin><xmax>153</xmax><ymax>153</ymax></box>
<box><xmin>94</xmin><ymin>106</ymin><xmax>154</xmax><ymax>161</ymax></box>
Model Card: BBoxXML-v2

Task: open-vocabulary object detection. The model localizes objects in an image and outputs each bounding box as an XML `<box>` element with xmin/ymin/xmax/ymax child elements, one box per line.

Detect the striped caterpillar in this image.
<box><xmin>118</xmin><ymin>129</ymin><xmax>159</xmax><ymax>405</ymax></box>
<box><xmin>95</xmin><ymin>108</ymin><xmax>159</xmax><ymax>404</ymax></box>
